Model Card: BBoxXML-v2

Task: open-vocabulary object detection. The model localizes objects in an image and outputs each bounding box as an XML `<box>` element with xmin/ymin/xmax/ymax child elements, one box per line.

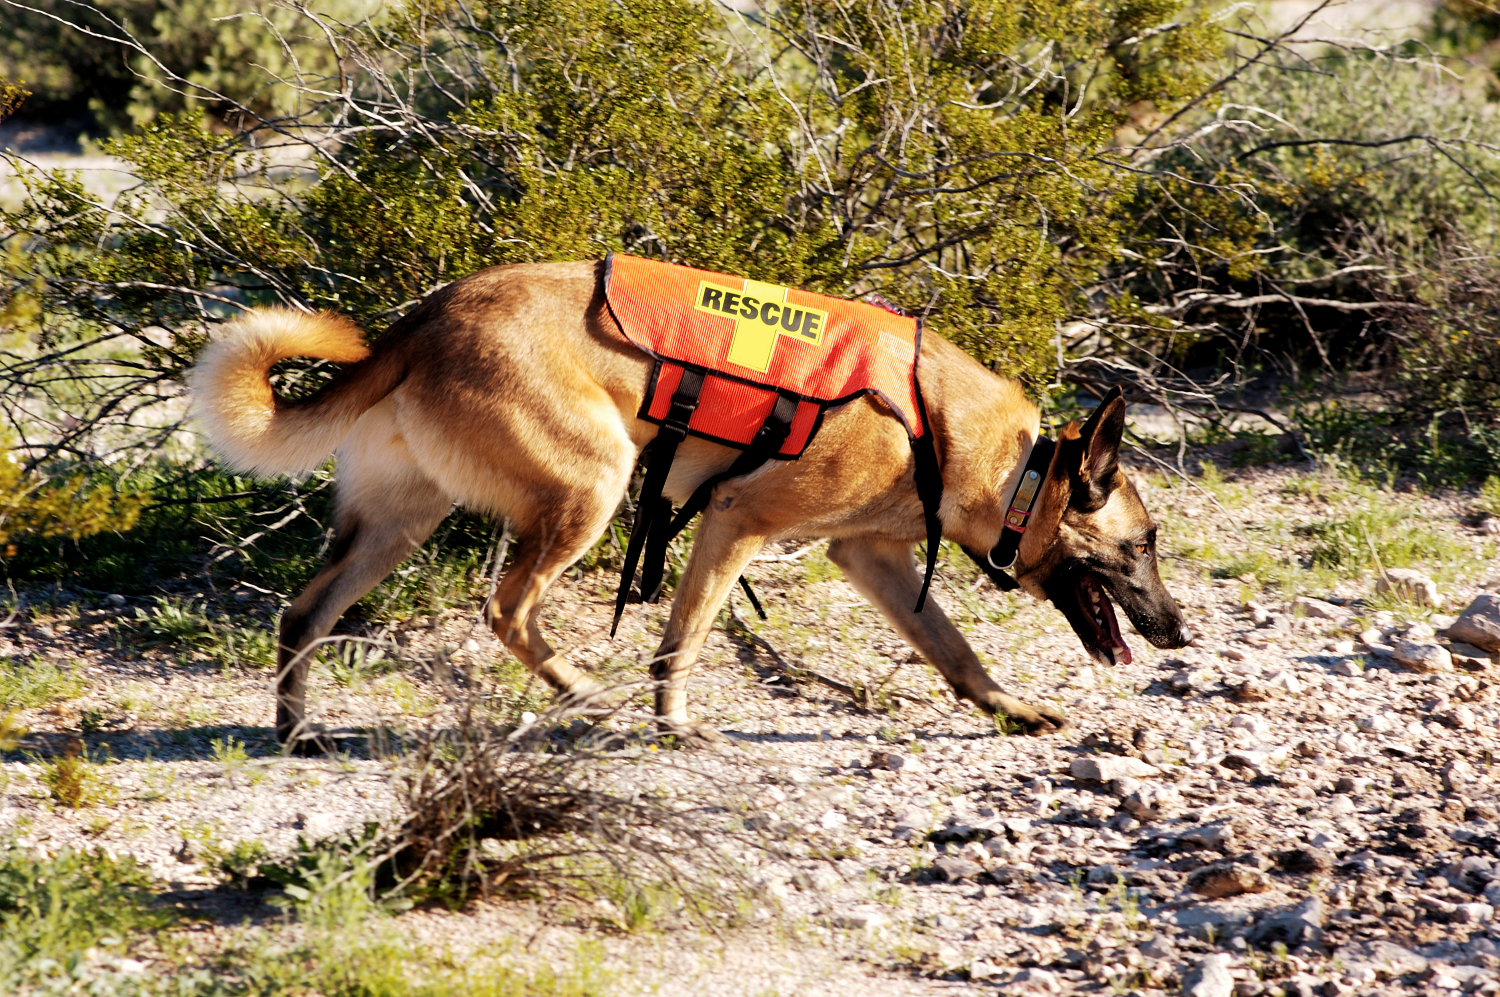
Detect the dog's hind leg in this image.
<box><xmin>826</xmin><ymin>536</ymin><xmax>1067</xmax><ymax>735</ymax></box>
<box><xmin>482</xmin><ymin>493</ymin><xmax>630</xmax><ymax>707</ymax></box>
<box><xmin>275</xmin><ymin>405</ymin><xmax>453</xmax><ymax>745</ymax></box>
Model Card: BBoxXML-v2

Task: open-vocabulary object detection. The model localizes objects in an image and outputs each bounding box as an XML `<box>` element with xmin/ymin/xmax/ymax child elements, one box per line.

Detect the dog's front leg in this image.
<box><xmin>652</xmin><ymin>515</ymin><xmax>766</xmax><ymax>739</ymax></box>
<box><xmin>826</xmin><ymin>536</ymin><xmax>1067</xmax><ymax>734</ymax></box>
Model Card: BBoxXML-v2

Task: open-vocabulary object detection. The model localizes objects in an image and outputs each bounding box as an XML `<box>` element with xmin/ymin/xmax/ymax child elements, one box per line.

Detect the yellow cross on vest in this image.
<box><xmin>693</xmin><ymin>278</ymin><xmax>828</xmax><ymax>373</ymax></box>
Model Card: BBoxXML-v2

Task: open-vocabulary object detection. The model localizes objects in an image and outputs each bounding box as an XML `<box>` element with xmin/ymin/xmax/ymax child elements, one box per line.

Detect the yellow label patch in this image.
<box><xmin>693</xmin><ymin>279</ymin><xmax>828</xmax><ymax>373</ymax></box>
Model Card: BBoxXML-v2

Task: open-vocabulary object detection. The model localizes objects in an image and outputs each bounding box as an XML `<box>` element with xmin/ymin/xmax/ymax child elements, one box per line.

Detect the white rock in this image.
<box><xmin>1333</xmin><ymin>658</ymin><xmax>1364</xmax><ymax>677</ymax></box>
<box><xmin>833</xmin><ymin>910</ymin><xmax>888</xmax><ymax>931</ymax></box>
<box><xmin>1442</xmin><ymin>757</ymin><xmax>1477</xmax><ymax>792</ymax></box>
<box><xmin>1357</xmin><ymin>715</ymin><xmax>1395</xmax><ymax>734</ymax></box>
<box><xmin>819</xmin><ymin>809</ymin><xmax>847</xmax><ymax>829</ymax></box>
<box><xmin>1456</xmin><ymin>903</ymin><xmax>1495</xmax><ymax>924</ymax></box>
<box><xmin>969</xmin><ymin>958</ymin><xmax>1005</xmax><ymax>980</ymax></box>
<box><xmin>1294</xmin><ymin>596</ymin><xmax>1346</xmax><ymax>621</ymax></box>
<box><xmin>1392</xmin><ymin>640</ymin><xmax>1453</xmax><ymax>673</ymax></box>
<box><xmin>1181</xmin><ymin>953</ymin><xmax>1234</xmax><ymax>997</ymax></box>
<box><xmin>1328</xmin><ymin>639</ymin><xmax>1356</xmax><ymax>655</ymax></box>
<box><xmin>1264</xmin><ymin>669</ymin><xmax>1302</xmax><ymax>695</ymax></box>
<box><xmin>1230</xmin><ymin>714</ymin><xmax>1272</xmax><ymax>739</ymax></box>
<box><xmin>1070</xmin><ymin>755</ymin><xmax>1157</xmax><ymax>782</ymax></box>
<box><xmin>1377</xmin><ymin>569</ymin><xmax>1440</xmax><ymax>608</ymax></box>
<box><xmin>1404</xmin><ymin>621</ymin><xmax>1436</xmax><ymax>641</ymax></box>
<box><xmin>1334</xmin><ymin>732</ymin><xmax>1362</xmax><ymax>753</ymax></box>
<box><xmin>1011</xmin><ymin>967</ymin><xmax>1062</xmax><ymax>993</ymax></box>
<box><xmin>1449</xmin><ymin>593</ymin><xmax>1500</xmax><ymax>652</ymax></box>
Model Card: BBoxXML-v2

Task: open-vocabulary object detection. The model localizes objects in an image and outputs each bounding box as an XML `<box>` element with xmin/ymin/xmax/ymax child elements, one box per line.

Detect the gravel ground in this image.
<box><xmin>4</xmin><ymin>458</ymin><xmax>1500</xmax><ymax>995</ymax></box>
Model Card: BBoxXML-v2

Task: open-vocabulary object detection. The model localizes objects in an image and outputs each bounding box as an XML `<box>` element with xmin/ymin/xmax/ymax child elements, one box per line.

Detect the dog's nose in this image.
<box><xmin>1173</xmin><ymin>623</ymin><xmax>1195</xmax><ymax>648</ymax></box>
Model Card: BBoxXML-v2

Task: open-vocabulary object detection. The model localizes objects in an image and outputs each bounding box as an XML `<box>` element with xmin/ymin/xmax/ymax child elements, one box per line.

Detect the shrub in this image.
<box><xmin>0</xmin><ymin>842</ymin><xmax>171</xmax><ymax>990</ymax></box>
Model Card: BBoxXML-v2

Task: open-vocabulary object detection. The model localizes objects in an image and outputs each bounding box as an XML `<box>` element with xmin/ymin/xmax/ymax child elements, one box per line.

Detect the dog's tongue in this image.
<box><xmin>1086</xmin><ymin>573</ymin><xmax>1132</xmax><ymax>665</ymax></box>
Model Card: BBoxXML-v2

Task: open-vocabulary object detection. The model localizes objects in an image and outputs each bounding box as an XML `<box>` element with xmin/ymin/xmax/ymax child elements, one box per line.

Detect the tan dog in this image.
<box><xmin>189</xmin><ymin>261</ymin><xmax>1191</xmax><ymax>745</ymax></box>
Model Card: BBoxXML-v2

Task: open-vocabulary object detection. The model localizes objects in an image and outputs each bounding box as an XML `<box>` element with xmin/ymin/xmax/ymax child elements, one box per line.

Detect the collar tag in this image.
<box><xmin>984</xmin><ymin>436</ymin><xmax>1054</xmax><ymax>573</ymax></box>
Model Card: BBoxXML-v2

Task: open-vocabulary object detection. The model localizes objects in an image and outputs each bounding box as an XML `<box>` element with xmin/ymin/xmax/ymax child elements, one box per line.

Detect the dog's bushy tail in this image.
<box><xmin>189</xmin><ymin>308</ymin><xmax>403</xmax><ymax>477</ymax></box>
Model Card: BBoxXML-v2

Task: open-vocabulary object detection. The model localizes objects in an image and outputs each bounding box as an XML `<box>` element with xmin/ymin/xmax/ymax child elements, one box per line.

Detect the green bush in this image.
<box><xmin>0</xmin><ymin>0</ymin><xmax>372</xmax><ymax>134</ymax></box>
<box><xmin>0</xmin><ymin>843</ymin><xmax>172</xmax><ymax>991</ymax></box>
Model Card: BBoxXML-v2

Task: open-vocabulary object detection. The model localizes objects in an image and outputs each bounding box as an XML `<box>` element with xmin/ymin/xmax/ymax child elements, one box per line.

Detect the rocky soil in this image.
<box><xmin>4</xmin><ymin>459</ymin><xmax>1500</xmax><ymax>995</ymax></box>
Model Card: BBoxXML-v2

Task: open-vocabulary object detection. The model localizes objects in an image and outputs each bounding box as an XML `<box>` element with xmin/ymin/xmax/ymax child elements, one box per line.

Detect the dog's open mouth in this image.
<box><xmin>1078</xmin><ymin>572</ymin><xmax>1132</xmax><ymax>666</ymax></box>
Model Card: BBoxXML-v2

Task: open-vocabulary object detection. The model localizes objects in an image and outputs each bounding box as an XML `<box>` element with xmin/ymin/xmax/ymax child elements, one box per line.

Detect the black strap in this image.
<box><xmin>910</xmin><ymin>432</ymin><xmax>943</xmax><ymax>612</ymax></box>
<box><xmin>967</xmin><ymin>436</ymin><xmax>1054</xmax><ymax>592</ymax></box>
<box><xmin>611</xmin><ymin>368</ymin><xmax>705</xmax><ymax>636</ymax></box>
<box><xmin>638</xmin><ymin>390</ymin><xmax>799</xmax><ymax>606</ymax></box>
<box><xmin>738</xmin><ymin>575</ymin><xmax>767</xmax><ymax>620</ymax></box>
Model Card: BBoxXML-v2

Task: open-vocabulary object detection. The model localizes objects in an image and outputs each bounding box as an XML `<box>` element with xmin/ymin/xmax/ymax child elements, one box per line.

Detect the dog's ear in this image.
<box><xmin>1068</xmin><ymin>386</ymin><xmax>1126</xmax><ymax>511</ymax></box>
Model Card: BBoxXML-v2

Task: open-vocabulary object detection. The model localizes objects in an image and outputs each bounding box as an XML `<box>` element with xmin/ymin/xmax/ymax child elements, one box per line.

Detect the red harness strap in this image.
<box><xmin>604</xmin><ymin>254</ymin><xmax>943</xmax><ymax>633</ymax></box>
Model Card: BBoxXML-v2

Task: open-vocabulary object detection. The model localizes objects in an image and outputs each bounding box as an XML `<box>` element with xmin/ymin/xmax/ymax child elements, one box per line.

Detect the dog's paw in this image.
<box><xmin>980</xmin><ymin>693</ymin><xmax>1068</xmax><ymax>736</ymax></box>
<box><xmin>657</xmin><ymin>719</ymin><xmax>733</xmax><ymax>751</ymax></box>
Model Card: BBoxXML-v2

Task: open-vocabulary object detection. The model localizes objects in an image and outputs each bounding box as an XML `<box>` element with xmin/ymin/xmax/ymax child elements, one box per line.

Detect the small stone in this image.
<box><xmin>1450</xmin><ymin>642</ymin><xmax>1496</xmax><ymax>671</ymax></box>
<box><xmin>1431</xmin><ymin>613</ymin><xmax>1458</xmax><ymax>630</ymax></box>
<box><xmin>833</xmin><ymin>910</ymin><xmax>889</xmax><ymax>931</ymax></box>
<box><xmin>1222</xmin><ymin>745</ymin><xmax>1290</xmax><ymax>773</ymax></box>
<box><xmin>1250</xmin><ymin>896</ymin><xmax>1326</xmax><ymax>948</ymax></box>
<box><xmin>1376</xmin><ymin>568</ymin><xmax>1440</xmax><ymax>608</ymax></box>
<box><xmin>1339</xmin><ymin>939</ymin><xmax>1428</xmax><ymax>978</ymax></box>
<box><xmin>1181</xmin><ymin>953</ymin><xmax>1234</xmax><ymax>997</ymax></box>
<box><xmin>1482</xmin><ymin>518</ymin><xmax>1500</xmax><ymax>536</ymax></box>
<box><xmin>1405</xmin><ymin>621</ymin><xmax>1437</xmax><ymax>641</ymax></box>
<box><xmin>1070</xmin><ymin>755</ymin><xmax>1158</xmax><ymax>782</ymax></box>
<box><xmin>933</xmin><ymin>856</ymin><xmax>984</xmax><ymax>882</ymax></box>
<box><xmin>1328</xmin><ymin>639</ymin><xmax>1356</xmax><ymax>655</ymax></box>
<box><xmin>1392</xmin><ymin>640</ymin><xmax>1453</xmax><ymax>673</ymax></box>
<box><xmin>1294</xmin><ymin>596</ymin><xmax>1346</xmax><ymax>621</ymax></box>
<box><xmin>1357</xmin><ymin>714</ymin><xmax>1395</xmax><ymax>733</ymax></box>
<box><xmin>1221</xmin><ymin>647</ymin><xmax>1247</xmax><ymax>662</ymax></box>
<box><xmin>1332</xmin><ymin>658</ymin><xmax>1363</xmax><ymax>677</ymax></box>
<box><xmin>1442</xmin><ymin>757</ymin><xmax>1476</xmax><ymax>792</ymax></box>
<box><xmin>1334</xmin><ymin>732</ymin><xmax>1361</xmax><ymax>753</ymax></box>
<box><xmin>818</xmin><ymin>809</ymin><xmax>847</xmax><ymax>829</ymax></box>
<box><xmin>1455</xmin><ymin>903</ymin><xmax>1495</xmax><ymax>924</ymax></box>
<box><xmin>1186</xmin><ymin>863</ymin><xmax>1271</xmax><ymax>899</ymax></box>
<box><xmin>879</xmin><ymin>751</ymin><xmax>914</xmax><ymax>772</ymax></box>
<box><xmin>1180</xmin><ymin>821</ymin><xmax>1236</xmax><ymax>851</ymax></box>
<box><xmin>1265</xmin><ymin>669</ymin><xmax>1303</xmax><ymax>695</ymax></box>
<box><xmin>969</xmin><ymin>958</ymin><xmax>1004</xmax><ymax>980</ymax></box>
<box><xmin>1439</xmin><ymin>705</ymin><xmax>1477</xmax><ymax>730</ymax></box>
<box><xmin>1110</xmin><ymin>776</ymin><xmax>1143</xmax><ymax>799</ymax></box>
<box><xmin>1087</xmin><ymin>863</ymin><xmax>1119</xmax><ymax>885</ymax></box>
<box><xmin>1012</xmin><ymin>967</ymin><xmax>1062</xmax><ymax>993</ymax></box>
<box><xmin>1232</xmin><ymin>678</ymin><xmax>1275</xmax><ymax>702</ymax></box>
<box><xmin>462</xmin><ymin>638</ymin><xmax>481</xmax><ymax>653</ymax></box>
<box><xmin>1449</xmin><ymin>593</ymin><xmax>1500</xmax><ymax>652</ymax></box>
<box><xmin>1277</xmin><ymin>847</ymin><xmax>1334</xmax><ymax>874</ymax></box>
<box><xmin>105</xmin><ymin>593</ymin><xmax>126</xmax><ymax>606</ymax></box>
<box><xmin>1123</xmin><ymin>783</ymin><xmax>1178</xmax><ymax>821</ymax></box>
<box><xmin>1231</xmin><ymin>714</ymin><xmax>1273</xmax><ymax>739</ymax></box>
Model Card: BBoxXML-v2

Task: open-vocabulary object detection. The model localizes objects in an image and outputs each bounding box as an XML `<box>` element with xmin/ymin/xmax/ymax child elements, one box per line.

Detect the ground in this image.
<box><xmin>3</xmin><ymin>453</ymin><xmax>1500</xmax><ymax>996</ymax></box>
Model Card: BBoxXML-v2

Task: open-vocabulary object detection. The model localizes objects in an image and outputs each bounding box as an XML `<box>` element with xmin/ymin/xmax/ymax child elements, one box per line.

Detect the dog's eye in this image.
<box><xmin>1134</xmin><ymin>543</ymin><xmax>1148</xmax><ymax>555</ymax></box>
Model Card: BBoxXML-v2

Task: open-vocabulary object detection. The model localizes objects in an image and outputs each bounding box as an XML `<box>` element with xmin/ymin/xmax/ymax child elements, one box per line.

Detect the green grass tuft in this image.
<box><xmin>0</xmin><ymin>656</ymin><xmax>84</xmax><ymax>711</ymax></box>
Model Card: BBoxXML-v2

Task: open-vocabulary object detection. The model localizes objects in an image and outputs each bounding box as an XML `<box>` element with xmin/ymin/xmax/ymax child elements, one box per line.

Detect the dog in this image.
<box><xmin>189</xmin><ymin>260</ymin><xmax>1191</xmax><ymax>745</ymax></box>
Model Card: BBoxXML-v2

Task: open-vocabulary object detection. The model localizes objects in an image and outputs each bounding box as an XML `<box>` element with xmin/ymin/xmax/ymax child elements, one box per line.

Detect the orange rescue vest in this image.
<box><xmin>603</xmin><ymin>254</ymin><xmax>943</xmax><ymax>631</ymax></box>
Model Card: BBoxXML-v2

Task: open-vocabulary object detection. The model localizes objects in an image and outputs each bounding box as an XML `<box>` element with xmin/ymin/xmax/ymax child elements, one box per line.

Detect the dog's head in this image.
<box><xmin>1013</xmin><ymin>388</ymin><xmax>1192</xmax><ymax>666</ymax></box>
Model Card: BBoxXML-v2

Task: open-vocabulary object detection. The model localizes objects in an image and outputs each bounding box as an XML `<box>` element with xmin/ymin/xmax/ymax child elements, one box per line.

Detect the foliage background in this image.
<box><xmin>1</xmin><ymin>0</ymin><xmax>1498</xmax><ymax>592</ymax></box>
